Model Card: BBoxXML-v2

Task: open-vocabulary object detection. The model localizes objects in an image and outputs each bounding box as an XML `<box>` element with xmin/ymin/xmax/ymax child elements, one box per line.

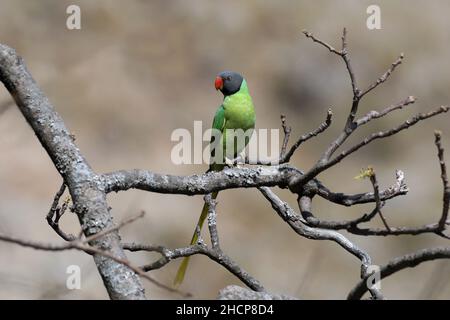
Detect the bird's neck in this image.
<box><xmin>238</xmin><ymin>79</ymin><xmax>249</xmax><ymax>94</ymax></box>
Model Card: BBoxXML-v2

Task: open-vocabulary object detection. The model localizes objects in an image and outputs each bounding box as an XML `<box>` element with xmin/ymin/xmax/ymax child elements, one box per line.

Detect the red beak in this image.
<box><xmin>214</xmin><ymin>76</ymin><xmax>223</xmax><ymax>91</ymax></box>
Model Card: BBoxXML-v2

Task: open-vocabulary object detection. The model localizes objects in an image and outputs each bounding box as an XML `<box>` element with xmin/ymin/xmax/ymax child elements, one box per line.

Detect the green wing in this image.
<box><xmin>209</xmin><ymin>105</ymin><xmax>226</xmax><ymax>171</ymax></box>
<box><xmin>212</xmin><ymin>105</ymin><xmax>226</xmax><ymax>135</ymax></box>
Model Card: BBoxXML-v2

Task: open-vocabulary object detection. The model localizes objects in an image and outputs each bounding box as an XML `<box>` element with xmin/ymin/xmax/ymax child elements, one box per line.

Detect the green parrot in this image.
<box><xmin>174</xmin><ymin>71</ymin><xmax>256</xmax><ymax>286</ymax></box>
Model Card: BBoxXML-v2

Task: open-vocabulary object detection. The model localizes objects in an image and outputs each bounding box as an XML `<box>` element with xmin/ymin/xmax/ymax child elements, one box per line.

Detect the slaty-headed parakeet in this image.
<box><xmin>174</xmin><ymin>71</ymin><xmax>256</xmax><ymax>286</ymax></box>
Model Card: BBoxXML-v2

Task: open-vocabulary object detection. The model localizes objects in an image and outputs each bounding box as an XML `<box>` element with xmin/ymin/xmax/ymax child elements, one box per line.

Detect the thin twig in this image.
<box><xmin>435</xmin><ymin>131</ymin><xmax>450</xmax><ymax>230</ymax></box>
<box><xmin>0</xmin><ymin>218</ymin><xmax>190</xmax><ymax>297</ymax></box>
<box><xmin>239</xmin><ymin>111</ymin><xmax>331</xmax><ymax>166</ymax></box>
<box><xmin>305</xmin><ymin>133</ymin><xmax>450</xmax><ymax>241</ymax></box>
<box><xmin>258</xmin><ymin>187</ymin><xmax>383</xmax><ymax>299</ymax></box>
<box><xmin>205</xmin><ymin>194</ymin><xmax>220</xmax><ymax>250</ymax></box>
<box><xmin>356</xmin><ymin>96</ymin><xmax>416</xmax><ymax>127</ymax></box>
<box><xmin>302</xmin><ymin>168</ymin><xmax>388</xmax><ymax>230</ymax></box>
<box><xmin>280</xmin><ymin>114</ymin><xmax>292</xmax><ymax>159</ymax></box>
<box><xmin>341</xmin><ymin>28</ymin><xmax>359</xmax><ymax>99</ymax></box>
<box><xmin>303</xmin><ymin>28</ymin><xmax>359</xmax><ymax>164</ymax></box>
<box><xmin>348</xmin><ymin>247</ymin><xmax>450</xmax><ymax>300</ymax></box>
<box><xmin>46</xmin><ymin>183</ymin><xmax>76</xmax><ymax>241</ymax></box>
<box><xmin>280</xmin><ymin>109</ymin><xmax>333</xmax><ymax>163</ymax></box>
<box><xmin>76</xmin><ymin>242</ymin><xmax>191</xmax><ymax>297</ymax></box>
<box><xmin>302</xmin><ymin>30</ymin><xmax>341</xmax><ymax>55</ymax></box>
<box><xmin>331</xmin><ymin>106</ymin><xmax>449</xmax><ymax>167</ymax></box>
<box><xmin>316</xmin><ymin>169</ymin><xmax>408</xmax><ymax>206</ymax></box>
<box><xmin>359</xmin><ymin>53</ymin><xmax>404</xmax><ymax>98</ymax></box>
<box><xmin>300</xmin><ymin>106</ymin><xmax>449</xmax><ymax>184</ymax></box>
<box><xmin>122</xmin><ymin>242</ymin><xmax>265</xmax><ymax>292</ymax></box>
<box><xmin>369</xmin><ymin>170</ymin><xmax>391</xmax><ymax>231</ymax></box>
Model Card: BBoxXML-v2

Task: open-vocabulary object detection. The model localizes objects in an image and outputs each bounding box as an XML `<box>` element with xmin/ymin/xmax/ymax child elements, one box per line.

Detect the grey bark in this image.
<box><xmin>217</xmin><ymin>285</ymin><xmax>297</xmax><ymax>300</ymax></box>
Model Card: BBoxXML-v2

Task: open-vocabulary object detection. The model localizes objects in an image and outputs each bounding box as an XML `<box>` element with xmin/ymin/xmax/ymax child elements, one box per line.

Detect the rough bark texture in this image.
<box><xmin>217</xmin><ymin>285</ymin><xmax>297</xmax><ymax>300</ymax></box>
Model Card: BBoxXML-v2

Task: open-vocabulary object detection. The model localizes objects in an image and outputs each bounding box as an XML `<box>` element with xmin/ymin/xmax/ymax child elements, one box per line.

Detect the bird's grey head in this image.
<box><xmin>214</xmin><ymin>71</ymin><xmax>244</xmax><ymax>96</ymax></box>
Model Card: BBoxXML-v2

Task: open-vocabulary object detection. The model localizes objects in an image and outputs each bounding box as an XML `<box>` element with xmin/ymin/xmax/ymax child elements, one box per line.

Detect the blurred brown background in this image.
<box><xmin>0</xmin><ymin>0</ymin><xmax>450</xmax><ymax>299</ymax></box>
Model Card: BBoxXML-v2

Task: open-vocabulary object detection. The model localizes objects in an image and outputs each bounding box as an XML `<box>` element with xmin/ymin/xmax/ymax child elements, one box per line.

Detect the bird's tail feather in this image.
<box><xmin>174</xmin><ymin>191</ymin><xmax>219</xmax><ymax>286</ymax></box>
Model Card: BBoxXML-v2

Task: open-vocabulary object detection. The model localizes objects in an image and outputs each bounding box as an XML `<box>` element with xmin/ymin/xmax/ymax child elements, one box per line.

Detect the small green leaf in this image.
<box><xmin>354</xmin><ymin>166</ymin><xmax>374</xmax><ymax>180</ymax></box>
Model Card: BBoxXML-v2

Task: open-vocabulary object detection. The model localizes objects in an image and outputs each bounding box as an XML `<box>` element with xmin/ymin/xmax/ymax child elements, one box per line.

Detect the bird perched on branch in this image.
<box><xmin>174</xmin><ymin>71</ymin><xmax>256</xmax><ymax>286</ymax></box>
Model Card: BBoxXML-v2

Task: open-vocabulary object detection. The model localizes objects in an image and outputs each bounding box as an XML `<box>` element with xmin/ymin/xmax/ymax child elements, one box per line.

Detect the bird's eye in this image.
<box><xmin>226</xmin><ymin>76</ymin><xmax>231</xmax><ymax>81</ymax></box>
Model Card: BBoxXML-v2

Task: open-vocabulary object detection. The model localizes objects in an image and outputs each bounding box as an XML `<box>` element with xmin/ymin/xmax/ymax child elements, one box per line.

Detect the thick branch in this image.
<box><xmin>218</xmin><ymin>285</ymin><xmax>297</xmax><ymax>300</ymax></box>
<box><xmin>103</xmin><ymin>165</ymin><xmax>300</xmax><ymax>194</ymax></box>
<box><xmin>103</xmin><ymin>164</ymin><xmax>407</xmax><ymax>208</ymax></box>
<box><xmin>205</xmin><ymin>194</ymin><xmax>220</xmax><ymax>250</ymax></box>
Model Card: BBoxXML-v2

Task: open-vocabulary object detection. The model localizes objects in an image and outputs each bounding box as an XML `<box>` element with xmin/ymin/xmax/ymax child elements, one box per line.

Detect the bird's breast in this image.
<box><xmin>223</xmin><ymin>94</ymin><xmax>255</xmax><ymax>130</ymax></box>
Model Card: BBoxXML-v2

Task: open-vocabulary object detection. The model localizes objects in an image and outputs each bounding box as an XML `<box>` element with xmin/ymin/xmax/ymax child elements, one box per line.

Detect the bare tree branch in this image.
<box><xmin>218</xmin><ymin>285</ymin><xmax>297</xmax><ymax>300</ymax></box>
<box><xmin>348</xmin><ymin>247</ymin><xmax>450</xmax><ymax>300</ymax></box>
<box><xmin>332</xmin><ymin>106</ymin><xmax>449</xmax><ymax>166</ymax></box>
<box><xmin>127</xmin><ymin>242</ymin><xmax>264</xmax><ymax>292</ymax></box>
<box><xmin>0</xmin><ymin>44</ymin><xmax>145</xmax><ymax>299</ymax></box>
<box><xmin>121</xmin><ymin>193</ymin><xmax>264</xmax><ymax>292</ymax></box>
<box><xmin>368</xmin><ymin>170</ymin><xmax>391</xmax><ymax>231</ymax></box>
<box><xmin>340</xmin><ymin>28</ymin><xmax>359</xmax><ymax>100</ymax></box>
<box><xmin>280</xmin><ymin>109</ymin><xmax>333</xmax><ymax>163</ymax></box>
<box><xmin>316</xmin><ymin>169</ymin><xmax>408</xmax><ymax>206</ymax></box>
<box><xmin>258</xmin><ymin>186</ymin><xmax>383</xmax><ymax>299</ymax></box>
<box><xmin>279</xmin><ymin>114</ymin><xmax>292</xmax><ymax>159</ymax></box>
<box><xmin>299</xmin><ymin>105</ymin><xmax>449</xmax><ymax>185</ymax></box>
<box><xmin>46</xmin><ymin>182</ymin><xmax>76</xmax><ymax>241</ymax></box>
<box><xmin>300</xmin><ymin>135</ymin><xmax>450</xmax><ymax>239</ymax></box>
<box><xmin>302</xmin><ymin>30</ymin><xmax>342</xmax><ymax>55</ymax></box>
<box><xmin>103</xmin><ymin>165</ymin><xmax>300</xmax><ymax>195</ymax></box>
<box><xmin>205</xmin><ymin>194</ymin><xmax>220</xmax><ymax>250</ymax></box>
<box><xmin>239</xmin><ymin>109</ymin><xmax>332</xmax><ymax>166</ymax></box>
<box><xmin>359</xmin><ymin>53</ymin><xmax>404</xmax><ymax>98</ymax></box>
<box><xmin>435</xmin><ymin>131</ymin><xmax>450</xmax><ymax>230</ymax></box>
<box><xmin>302</xmin><ymin>168</ymin><xmax>389</xmax><ymax>230</ymax></box>
<box><xmin>355</xmin><ymin>95</ymin><xmax>415</xmax><ymax>127</ymax></box>
<box><xmin>0</xmin><ymin>215</ymin><xmax>190</xmax><ymax>297</ymax></box>
<box><xmin>303</xmin><ymin>28</ymin><xmax>360</xmax><ymax>164</ymax></box>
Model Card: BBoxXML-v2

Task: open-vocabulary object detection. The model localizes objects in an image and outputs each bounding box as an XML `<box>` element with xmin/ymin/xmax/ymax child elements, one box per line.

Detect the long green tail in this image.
<box><xmin>174</xmin><ymin>191</ymin><xmax>219</xmax><ymax>286</ymax></box>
